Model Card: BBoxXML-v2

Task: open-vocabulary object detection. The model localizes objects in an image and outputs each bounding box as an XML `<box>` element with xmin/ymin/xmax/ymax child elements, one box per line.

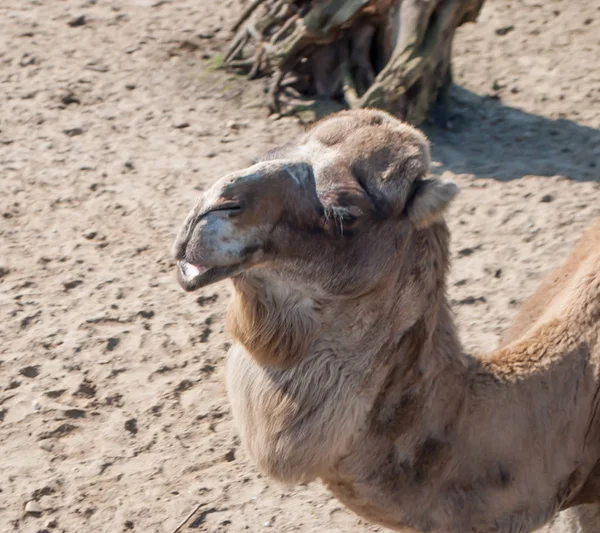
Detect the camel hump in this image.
<box><xmin>501</xmin><ymin>218</ymin><xmax>600</xmax><ymax>346</ymax></box>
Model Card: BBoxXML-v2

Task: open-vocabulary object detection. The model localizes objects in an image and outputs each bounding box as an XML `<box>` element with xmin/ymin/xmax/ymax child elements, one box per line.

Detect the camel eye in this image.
<box><xmin>207</xmin><ymin>203</ymin><xmax>243</xmax><ymax>217</ymax></box>
<box><xmin>325</xmin><ymin>206</ymin><xmax>363</xmax><ymax>235</ymax></box>
<box><xmin>340</xmin><ymin>213</ymin><xmax>359</xmax><ymax>227</ymax></box>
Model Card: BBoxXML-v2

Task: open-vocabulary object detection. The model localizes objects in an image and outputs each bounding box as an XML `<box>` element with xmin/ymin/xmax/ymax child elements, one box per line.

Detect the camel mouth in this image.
<box><xmin>176</xmin><ymin>260</ymin><xmax>242</xmax><ymax>291</ymax></box>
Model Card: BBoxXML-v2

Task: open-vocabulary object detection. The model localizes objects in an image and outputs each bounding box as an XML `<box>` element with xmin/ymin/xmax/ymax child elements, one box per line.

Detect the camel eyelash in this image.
<box><xmin>323</xmin><ymin>206</ymin><xmax>361</xmax><ymax>235</ymax></box>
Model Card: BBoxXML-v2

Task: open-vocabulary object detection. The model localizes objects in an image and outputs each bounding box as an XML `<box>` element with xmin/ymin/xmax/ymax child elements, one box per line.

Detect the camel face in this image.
<box><xmin>172</xmin><ymin>159</ymin><xmax>393</xmax><ymax>295</ymax></box>
<box><xmin>173</xmin><ymin>109</ymin><xmax>459</xmax><ymax>297</ymax></box>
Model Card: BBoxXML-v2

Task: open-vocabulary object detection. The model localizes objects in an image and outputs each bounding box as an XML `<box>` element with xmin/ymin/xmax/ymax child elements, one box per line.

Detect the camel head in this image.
<box><xmin>172</xmin><ymin>110</ymin><xmax>458</xmax><ymax>298</ymax></box>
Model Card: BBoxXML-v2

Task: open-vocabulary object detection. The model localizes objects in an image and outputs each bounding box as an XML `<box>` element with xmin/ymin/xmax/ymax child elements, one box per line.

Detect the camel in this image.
<box><xmin>500</xmin><ymin>219</ymin><xmax>600</xmax><ymax>533</ymax></box>
<box><xmin>172</xmin><ymin>109</ymin><xmax>600</xmax><ymax>533</ymax></box>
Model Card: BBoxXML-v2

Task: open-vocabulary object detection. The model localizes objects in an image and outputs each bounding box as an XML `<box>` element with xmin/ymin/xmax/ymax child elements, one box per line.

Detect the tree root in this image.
<box><xmin>221</xmin><ymin>0</ymin><xmax>486</xmax><ymax>124</ymax></box>
<box><xmin>231</xmin><ymin>0</ymin><xmax>267</xmax><ymax>33</ymax></box>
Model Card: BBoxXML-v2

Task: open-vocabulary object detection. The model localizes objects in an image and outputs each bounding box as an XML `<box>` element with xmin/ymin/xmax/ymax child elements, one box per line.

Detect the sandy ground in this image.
<box><xmin>0</xmin><ymin>0</ymin><xmax>599</xmax><ymax>532</ymax></box>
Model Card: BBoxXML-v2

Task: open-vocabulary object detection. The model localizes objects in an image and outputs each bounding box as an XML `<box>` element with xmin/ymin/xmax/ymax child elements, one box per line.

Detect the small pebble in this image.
<box><xmin>68</xmin><ymin>15</ymin><xmax>86</xmax><ymax>27</ymax></box>
<box><xmin>25</xmin><ymin>500</ymin><xmax>43</xmax><ymax>515</ymax></box>
<box><xmin>61</xmin><ymin>93</ymin><xmax>80</xmax><ymax>105</ymax></box>
<box><xmin>39</xmin><ymin>441</ymin><xmax>54</xmax><ymax>452</ymax></box>
<box><xmin>106</xmin><ymin>337</ymin><xmax>120</xmax><ymax>351</ymax></box>
<box><xmin>495</xmin><ymin>24</ymin><xmax>515</xmax><ymax>36</ymax></box>
<box><xmin>540</xmin><ymin>194</ymin><xmax>554</xmax><ymax>203</ymax></box>
<box><xmin>64</xmin><ymin>127</ymin><xmax>84</xmax><ymax>137</ymax></box>
<box><xmin>124</xmin><ymin>418</ymin><xmax>138</xmax><ymax>435</ymax></box>
<box><xmin>20</xmin><ymin>365</ymin><xmax>40</xmax><ymax>378</ymax></box>
<box><xmin>224</xmin><ymin>449</ymin><xmax>236</xmax><ymax>462</ymax></box>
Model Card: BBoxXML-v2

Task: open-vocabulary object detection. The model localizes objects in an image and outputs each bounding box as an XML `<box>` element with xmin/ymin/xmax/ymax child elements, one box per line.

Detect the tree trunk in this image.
<box><xmin>222</xmin><ymin>0</ymin><xmax>485</xmax><ymax>124</ymax></box>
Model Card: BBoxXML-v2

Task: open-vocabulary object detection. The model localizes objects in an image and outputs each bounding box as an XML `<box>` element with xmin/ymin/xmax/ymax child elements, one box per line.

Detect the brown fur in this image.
<box><xmin>502</xmin><ymin>218</ymin><xmax>600</xmax><ymax>345</ymax></box>
<box><xmin>173</xmin><ymin>109</ymin><xmax>600</xmax><ymax>533</ymax></box>
<box><xmin>500</xmin><ymin>220</ymin><xmax>600</xmax><ymax>533</ymax></box>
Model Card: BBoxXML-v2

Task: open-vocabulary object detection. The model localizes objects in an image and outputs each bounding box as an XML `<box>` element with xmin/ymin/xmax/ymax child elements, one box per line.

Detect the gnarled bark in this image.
<box><xmin>222</xmin><ymin>0</ymin><xmax>485</xmax><ymax>123</ymax></box>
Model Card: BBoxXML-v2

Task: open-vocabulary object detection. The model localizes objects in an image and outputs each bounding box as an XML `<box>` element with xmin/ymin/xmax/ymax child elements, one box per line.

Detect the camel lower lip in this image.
<box><xmin>180</xmin><ymin>262</ymin><xmax>208</xmax><ymax>278</ymax></box>
<box><xmin>177</xmin><ymin>261</ymin><xmax>241</xmax><ymax>291</ymax></box>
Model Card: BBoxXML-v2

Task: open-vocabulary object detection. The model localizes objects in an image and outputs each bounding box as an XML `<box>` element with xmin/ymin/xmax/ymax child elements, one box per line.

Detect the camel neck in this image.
<box><xmin>315</xmin><ymin>223</ymin><xmax>468</xmax><ymax>388</ymax></box>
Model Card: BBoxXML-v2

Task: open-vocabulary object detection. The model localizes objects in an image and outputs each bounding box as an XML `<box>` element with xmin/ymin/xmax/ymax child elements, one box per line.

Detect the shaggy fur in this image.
<box><xmin>172</xmin><ymin>109</ymin><xmax>600</xmax><ymax>533</ymax></box>
<box><xmin>502</xmin><ymin>219</ymin><xmax>600</xmax><ymax>345</ymax></box>
<box><xmin>501</xmin><ymin>220</ymin><xmax>600</xmax><ymax>533</ymax></box>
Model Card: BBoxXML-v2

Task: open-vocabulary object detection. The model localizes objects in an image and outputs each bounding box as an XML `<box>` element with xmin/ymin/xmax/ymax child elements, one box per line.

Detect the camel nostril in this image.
<box><xmin>172</xmin><ymin>230</ymin><xmax>192</xmax><ymax>261</ymax></box>
<box><xmin>172</xmin><ymin>240</ymin><xmax>187</xmax><ymax>262</ymax></box>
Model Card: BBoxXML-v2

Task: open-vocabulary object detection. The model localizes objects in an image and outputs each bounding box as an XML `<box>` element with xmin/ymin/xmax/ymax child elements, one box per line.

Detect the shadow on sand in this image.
<box><xmin>422</xmin><ymin>85</ymin><xmax>600</xmax><ymax>182</ymax></box>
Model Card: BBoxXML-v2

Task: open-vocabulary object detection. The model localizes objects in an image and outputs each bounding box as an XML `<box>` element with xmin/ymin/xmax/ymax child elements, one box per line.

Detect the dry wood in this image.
<box><xmin>231</xmin><ymin>0</ymin><xmax>266</xmax><ymax>33</ymax></box>
<box><xmin>221</xmin><ymin>0</ymin><xmax>486</xmax><ymax>124</ymax></box>
<box><xmin>170</xmin><ymin>502</ymin><xmax>203</xmax><ymax>533</ymax></box>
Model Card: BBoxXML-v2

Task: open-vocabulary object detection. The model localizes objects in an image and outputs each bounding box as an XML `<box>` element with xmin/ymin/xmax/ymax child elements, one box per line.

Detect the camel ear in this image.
<box><xmin>405</xmin><ymin>179</ymin><xmax>458</xmax><ymax>228</ymax></box>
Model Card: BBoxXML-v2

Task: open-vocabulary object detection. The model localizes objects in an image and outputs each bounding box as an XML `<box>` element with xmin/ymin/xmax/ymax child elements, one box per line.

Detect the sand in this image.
<box><xmin>0</xmin><ymin>0</ymin><xmax>599</xmax><ymax>531</ymax></box>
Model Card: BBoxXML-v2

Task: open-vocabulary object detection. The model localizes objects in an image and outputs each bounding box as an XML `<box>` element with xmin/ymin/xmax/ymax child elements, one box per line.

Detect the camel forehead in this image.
<box><xmin>295</xmin><ymin>140</ymin><xmax>348</xmax><ymax>187</ymax></box>
<box><xmin>298</xmin><ymin>127</ymin><xmax>394</xmax><ymax>162</ymax></box>
<box><xmin>294</xmin><ymin>123</ymin><xmax>423</xmax><ymax>189</ymax></box>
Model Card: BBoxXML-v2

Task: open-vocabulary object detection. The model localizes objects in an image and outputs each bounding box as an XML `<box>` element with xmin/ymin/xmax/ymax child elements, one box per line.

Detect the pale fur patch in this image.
<box><xmin>227</xmin><ymin>277</ymin><xmax>319</xmax><ymax>370</ymax></box>
<box><xmin>225</xmin><ymin>341</ymin><xmax>387</xmax><ymax>485</ymax></box>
